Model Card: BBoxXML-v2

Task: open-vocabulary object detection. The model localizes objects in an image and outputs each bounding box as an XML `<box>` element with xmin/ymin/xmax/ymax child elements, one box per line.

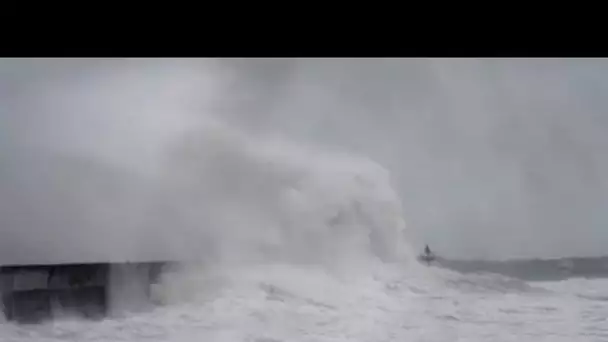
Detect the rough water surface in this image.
<box><xmin>1</xmin><ymin>264</ymin><xmax>606</xmax><ymax>342</ymax></box>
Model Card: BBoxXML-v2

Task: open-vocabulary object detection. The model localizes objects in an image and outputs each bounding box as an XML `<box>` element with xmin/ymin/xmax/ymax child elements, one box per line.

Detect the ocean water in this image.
<box><xmin>1</xmin><ymin>264</ymin><xmax>606</xmax><ymax>341</ymax></box>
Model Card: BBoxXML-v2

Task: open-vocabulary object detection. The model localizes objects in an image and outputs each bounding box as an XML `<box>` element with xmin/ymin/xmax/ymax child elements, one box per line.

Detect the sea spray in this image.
<box><xmin>152</xmin><ymin>118</ymin><xmax>417</xmax><ymax>304</ymax></box>
<box><xmin>164</xmin><ymin>119</ymin><xmax>414</xmax><ymax>265</ymax></box>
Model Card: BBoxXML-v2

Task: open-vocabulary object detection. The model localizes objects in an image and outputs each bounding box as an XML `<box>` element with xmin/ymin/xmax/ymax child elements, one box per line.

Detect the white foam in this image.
<box><xmin>152</xmin><ymin>118</ymin><xmax>415</xmax><ymax>269</ymax></box>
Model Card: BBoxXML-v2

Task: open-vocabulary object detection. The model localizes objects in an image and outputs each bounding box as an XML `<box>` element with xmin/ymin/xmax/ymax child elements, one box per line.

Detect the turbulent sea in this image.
<box><xmin>1</xmin><ymin>262</ymin><xmax>607</xmax><ymax>342</ymax></box>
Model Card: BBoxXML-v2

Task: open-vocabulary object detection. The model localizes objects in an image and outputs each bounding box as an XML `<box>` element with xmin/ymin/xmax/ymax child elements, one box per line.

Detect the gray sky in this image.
<box><xmin>2</xmin><ymin>58</ymin><xmax>608</xmax><ymax>263</ymax></box>
<box><xmin>215</xmin><ymin>58</ymin><xmax>608</xmax><ymax>260</ymax></box>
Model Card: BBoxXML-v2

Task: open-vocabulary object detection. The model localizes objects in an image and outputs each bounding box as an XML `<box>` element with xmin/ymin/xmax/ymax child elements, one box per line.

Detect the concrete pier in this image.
<box><xmin>0</xmin><ymin>262</ymin><xmax>167</xmax><ymax>323</ymax></box>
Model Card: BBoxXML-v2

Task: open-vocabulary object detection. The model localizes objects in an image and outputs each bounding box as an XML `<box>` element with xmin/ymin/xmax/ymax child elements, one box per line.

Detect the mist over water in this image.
<box><xmin>214</xmin><ymin>58</ymin><xmax>608</xmax><ymax>260</ymax></box>
<box><xmin>1</xmin><ymin>58</ymin><xmax>608</xmax><ymax>268</ymax></box>
<box><xmin>0</xmin><ymin>58</ymin><xmax>413</xmax><ymax>267</ymax></box>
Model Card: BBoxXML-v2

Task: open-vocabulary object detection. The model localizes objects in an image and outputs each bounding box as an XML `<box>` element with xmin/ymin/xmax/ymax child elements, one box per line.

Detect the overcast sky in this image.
<box><xmin>2</xmin><ymin>58</ymin><xmax>608</xmax><ymax>262</ymax></box>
